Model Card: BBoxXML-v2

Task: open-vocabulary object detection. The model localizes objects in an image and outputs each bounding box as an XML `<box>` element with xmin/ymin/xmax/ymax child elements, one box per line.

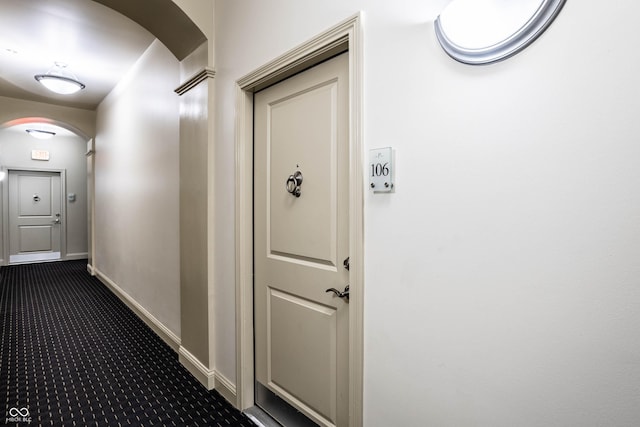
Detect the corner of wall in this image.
<box><xmin>176</xmin><ymin>42</ymin><xmax>218</xmax><ymax>391</ymax></box>
<box><xmin>178</xmin><ymin>346</ymin><xmax>215</xmax><ymax>389</ymax></box>
<box><xmin>178</xmin><ymin>346</ymin><xmax>237</xmax><ymax>404</ymax></box>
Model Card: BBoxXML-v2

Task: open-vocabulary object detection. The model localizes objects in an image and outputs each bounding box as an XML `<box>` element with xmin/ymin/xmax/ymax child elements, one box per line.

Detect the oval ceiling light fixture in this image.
<box><xmin>435</xmin><ymin>0</ymin><xmax>567</xmax><ymax>65</ymax></box>
<box><xmin>34</xmin><ymin>62</ymin><xmax>86</xmax><ymax>95</ymax></box>
<box><xmin>26</xmin><ymin>129</ymin><xmax>56</xmax><ymax>139</ymax></box>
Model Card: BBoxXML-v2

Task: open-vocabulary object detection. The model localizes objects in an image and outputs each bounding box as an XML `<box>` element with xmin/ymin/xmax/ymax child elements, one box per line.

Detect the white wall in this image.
<box><xmin>0</xmin><ymin>129</ymin><xmax>88</xmax><ymax>259</ymax></box>
<box><xmin>95</xmin><ymin>39</ymin><xmax>181</xmax><ymax>337</ymax></box>
<box><xmin>214</xmin><ymin>0</ymin><xmax>640</xmax><ymax>425</ymax></box>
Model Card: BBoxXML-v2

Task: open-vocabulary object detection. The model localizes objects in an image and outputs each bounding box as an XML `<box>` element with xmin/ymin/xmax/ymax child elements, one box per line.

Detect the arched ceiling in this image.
<box><xmin>92</xmin><ymin>0</ymin><xmax>207</xmax><ymax>61</ymax></box>
<box><xmin>0</xmin><ymin>0</ymin><xmax>206</xmax><ymax>110</ymax></box>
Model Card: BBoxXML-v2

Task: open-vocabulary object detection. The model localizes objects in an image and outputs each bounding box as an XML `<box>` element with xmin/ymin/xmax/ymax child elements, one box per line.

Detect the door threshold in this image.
<box><xmin>254</xmin><ymin>382</ymin><xmax>319</xmax><ymax>426</ymax></box>
<box><xmin>244</xmin><ymin>406</ymin><xmax>282</xmax><ymax>427</ymax></box>
<box><xmin>9</xmin><ymin>252</ymin><xmax>61</xmax><ymax>264</ymax></box>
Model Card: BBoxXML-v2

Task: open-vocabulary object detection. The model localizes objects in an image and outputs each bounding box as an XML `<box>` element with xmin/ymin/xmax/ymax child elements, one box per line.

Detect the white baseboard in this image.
<box><xmin>94</xmin><ymin>268</ymin><xmax>181</xmax><ymax>352</ymax></box>
<box><xmin>92</xmin><ymin>268</ymin><xmax>238</xmax><ymax>401</ymax></box>
<box><xmin>179</xmin><ymin>346</ymin><xmax>215</xmax><ymax>390</ymax></box>
<box><xmin>66</xmin><ymin>252</ymin><xmax>89</xmax><ymax>260</ymax></box>
<box><xmin>214</xmin><ymin>371</ymin><xmax>237</xmax><ymax>404</ymax></box>
<box><xmin>177</xmin><ymin>346</ymin><xmax>237</xmax><ymax>402</ymax></box>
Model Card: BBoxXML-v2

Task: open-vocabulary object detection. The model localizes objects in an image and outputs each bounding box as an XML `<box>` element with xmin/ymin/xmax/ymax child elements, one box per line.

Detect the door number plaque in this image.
<box><xmin>369</xmin><ymin>147</ymin><xmax>394</xmax><ymax>193</ymax></box>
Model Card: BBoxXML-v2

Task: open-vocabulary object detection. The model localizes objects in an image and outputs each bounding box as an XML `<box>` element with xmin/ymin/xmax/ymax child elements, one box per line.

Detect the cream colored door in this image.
<box><xmin>254</xmin><ymin>52</ymin><xmax>349</xmax><ymax>427</ymax></box>
<box><xmin>9</xmin><ymin>170</ymin><xmax>62</xmax><ymax>263</ymax></box>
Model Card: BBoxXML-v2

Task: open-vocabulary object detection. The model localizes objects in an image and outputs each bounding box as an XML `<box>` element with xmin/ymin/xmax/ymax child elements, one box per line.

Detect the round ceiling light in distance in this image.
<box><xmin>26</xmin><ymin>129</ymin><xmax>56</xmax><ymax>139</ymax></box>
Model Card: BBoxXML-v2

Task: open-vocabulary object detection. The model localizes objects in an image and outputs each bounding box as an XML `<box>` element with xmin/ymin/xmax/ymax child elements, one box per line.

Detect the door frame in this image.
<box><xmin>2</xmin><ymin>167</ymin><xmax>67</xmax><ymax>265</ymax></box>
<box><xmin>234</xmin><ymin>14</ymin><xmax>364</xmax><ymax>426</ymax></box>
<box><xmin>86</xmin><ymin>138</ymin><xmax>96</xmax><ymax>275</ymax></box>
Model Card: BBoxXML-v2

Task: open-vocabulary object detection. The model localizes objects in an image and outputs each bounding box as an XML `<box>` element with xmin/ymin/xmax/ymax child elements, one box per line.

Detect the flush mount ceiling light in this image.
<box><xmin>26</xmin><ymin>129</ymin><xmax>56</xmax><ymax>139</ymax></box>
<box><xmin>435</xmin><ymin>0</ymin><xmax>567</xmax><ymax>65</ymax></box>
<box><xmin>34</xmin><ymin>62</ymin><xmax>86</xmax><ymax>95</ymax></box>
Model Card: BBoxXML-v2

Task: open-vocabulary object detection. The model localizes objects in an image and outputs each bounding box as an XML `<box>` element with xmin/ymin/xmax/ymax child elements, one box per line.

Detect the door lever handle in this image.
<box><xmin>325</xmin><ymin>285</ymin><xmax>349</xmax><ymax>301</ymax></box>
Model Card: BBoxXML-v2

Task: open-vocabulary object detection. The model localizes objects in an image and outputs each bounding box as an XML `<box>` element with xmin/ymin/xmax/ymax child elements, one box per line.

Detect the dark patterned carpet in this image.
<box><xmin>0</xmin><ymin>260</ymin><xmax>255</xmax><ymax>426</ymax></box>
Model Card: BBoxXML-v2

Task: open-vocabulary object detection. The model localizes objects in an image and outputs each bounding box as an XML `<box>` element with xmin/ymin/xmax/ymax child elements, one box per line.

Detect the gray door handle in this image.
<box><xmin>325</xmin><ymin>285</ymin><xmax>349</xmax><ymax>301</ymax></box>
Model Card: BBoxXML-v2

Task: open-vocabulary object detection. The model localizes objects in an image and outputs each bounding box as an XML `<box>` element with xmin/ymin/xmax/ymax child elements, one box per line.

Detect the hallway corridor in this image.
<box><xmin>0</xmin><ymin>260</ymin><xmax>254</xmax><ymax>426</ymax></box>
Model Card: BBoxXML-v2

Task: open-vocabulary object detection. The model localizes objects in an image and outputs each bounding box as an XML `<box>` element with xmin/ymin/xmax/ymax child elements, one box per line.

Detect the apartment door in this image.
<box><xmin>9</xmin><ymin>170</ymin><xmax>62</xmax><ymax>263</ymax></box>
<box><xmin>254</xmin><ymin>52</ymin><xmax>350</xmax><ymax>427</ymax></box>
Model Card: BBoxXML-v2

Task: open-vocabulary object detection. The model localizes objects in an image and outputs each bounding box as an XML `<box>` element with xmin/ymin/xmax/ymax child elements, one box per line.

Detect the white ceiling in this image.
<box><xmin>0</xmin><ymin>0</ymin><xmax>156</xmax><ymax>110</ymax></box>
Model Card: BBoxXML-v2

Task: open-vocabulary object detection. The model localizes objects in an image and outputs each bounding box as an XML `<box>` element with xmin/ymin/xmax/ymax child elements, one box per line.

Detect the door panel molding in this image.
<box><xmin>267</xmin><ymin>288</ymin><xmax>338</xmax><ymax>424</ymax></box>
<box><xmin>235</xmin><ymin>13</ymin><xmax>363</xmax><ymax>426</ymax></box>
<box><xmin>267</xmin><ymin>80</ymin><xmax>340</xmax><ymax>268</ymax></box>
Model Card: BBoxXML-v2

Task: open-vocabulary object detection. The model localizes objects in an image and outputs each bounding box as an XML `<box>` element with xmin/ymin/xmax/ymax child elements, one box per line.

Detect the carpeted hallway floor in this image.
<box><xmin>0</xmin><ymin>260</ymin><xmax>255</xmax><ymax>426</ymax></box>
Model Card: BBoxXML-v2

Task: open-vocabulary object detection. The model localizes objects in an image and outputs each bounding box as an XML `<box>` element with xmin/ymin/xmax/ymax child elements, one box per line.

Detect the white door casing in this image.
<box><xmin>8</xmin><ymin>170</ymin><xmax>62</xmax><ymax>263</ymax></box>
<box><xmin>87</xmin><ymin>138</ymin><xmax>96</xmax><ymax>274</ymax></box>
<box><xmin>254</xmin><ymin>52</ymin><xmax>349</xmax><ymax>426</ymax></box>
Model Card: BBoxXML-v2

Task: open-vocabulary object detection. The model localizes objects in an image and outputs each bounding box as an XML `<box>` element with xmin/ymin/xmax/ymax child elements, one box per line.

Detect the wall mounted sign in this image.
<box><xmin>434</xmin><ymin>0</ymin><xmax>567</xmax><ymax>65</ymax></box>
<box><xmin>369</xmin><ymin>147</ymin><xmax>394</xmax><ymax>193</ymax></box>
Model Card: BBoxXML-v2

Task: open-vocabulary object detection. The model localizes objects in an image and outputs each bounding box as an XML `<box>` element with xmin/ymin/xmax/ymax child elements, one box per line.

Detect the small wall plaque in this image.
<box><xmin>369</xmin><ymin>147</ymin><xmax>394</xmax><ymax>193</ymax></box>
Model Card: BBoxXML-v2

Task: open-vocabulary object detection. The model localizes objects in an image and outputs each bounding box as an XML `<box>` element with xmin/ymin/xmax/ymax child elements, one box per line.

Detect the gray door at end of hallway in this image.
<box><xmin>8</xmin><ymin>170</ymin><xmax>62</xmax><ymax>264</ymax></box>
